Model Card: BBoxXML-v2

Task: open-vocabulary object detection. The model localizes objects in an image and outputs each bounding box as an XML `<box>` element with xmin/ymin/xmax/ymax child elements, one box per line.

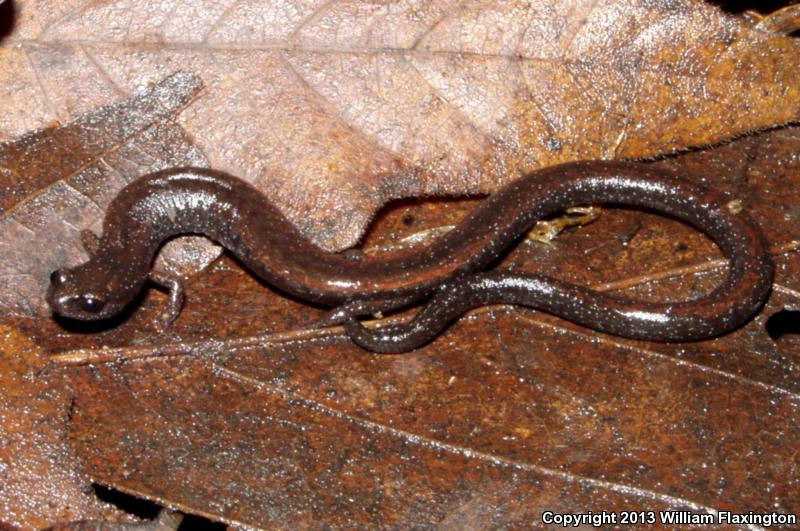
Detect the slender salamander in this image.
<box><xmin>47</xmin><ymin>161</ymin><xmax>773</xmax><ymax>352</ymax></box>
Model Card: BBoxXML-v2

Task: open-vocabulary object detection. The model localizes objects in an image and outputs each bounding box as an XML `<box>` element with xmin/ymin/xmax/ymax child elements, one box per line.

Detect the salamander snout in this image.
<box><xmin>47</xmin><ymin>267</ymin><xmax>112</xmax><ymax>320</ymax></box>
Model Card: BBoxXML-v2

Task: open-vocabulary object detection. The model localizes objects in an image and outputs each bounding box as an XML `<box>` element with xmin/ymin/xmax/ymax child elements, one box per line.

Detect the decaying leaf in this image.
<box><xmin>1</xmin><ymin>0</ymin><xmax>799</xmax><ymax>527</ymax></box>
<box><xmin>1</xmin><ymin>0</ymin><xmax>798</xmax><ymax>248</ymax></box>
<box><xmin>0</xmin><ymin>325</ymin><xmax>132</xmax><ymax>528</ymax></box>
<box><xmin>62</xmin><ymin>290</ymin><xmax>800</xmax><ymax>527</ymax></box>
<box><xmin>19</xmin><ymin>124</ymin><xmax>793</xmax><ymax>527</ymax></box>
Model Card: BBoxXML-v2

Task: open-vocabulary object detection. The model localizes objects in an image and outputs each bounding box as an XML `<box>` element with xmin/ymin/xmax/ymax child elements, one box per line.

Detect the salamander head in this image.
<box><xmin>47</xmin><ymin>263</ymin><xmax>131</xmax><ymax>321</ymax></box>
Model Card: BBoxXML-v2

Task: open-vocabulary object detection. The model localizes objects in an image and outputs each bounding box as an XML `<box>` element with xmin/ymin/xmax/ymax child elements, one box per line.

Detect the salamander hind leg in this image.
<box><xmin>301</xmin><ymin>293</ymin><xmax>424</xmax><ymax>330</ymax></box>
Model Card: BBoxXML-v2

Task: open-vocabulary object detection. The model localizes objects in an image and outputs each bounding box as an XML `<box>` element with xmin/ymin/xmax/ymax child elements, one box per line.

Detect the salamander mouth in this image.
<box><xmin>47</xmin><ymin>271</ymin><xmax>112</xmax><ymax>320</ymax></box>
<box><xmin>47</xmin><ymin>293</ymin><xmax>107</xmax><ymax>320</ymax></box>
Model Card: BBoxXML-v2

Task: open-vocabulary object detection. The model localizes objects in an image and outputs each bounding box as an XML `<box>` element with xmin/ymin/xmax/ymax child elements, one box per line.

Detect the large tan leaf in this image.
<box><xmin>2</xmin><ymin>0</ymin><xmax>798</xmax><ymax>248</ymax></box>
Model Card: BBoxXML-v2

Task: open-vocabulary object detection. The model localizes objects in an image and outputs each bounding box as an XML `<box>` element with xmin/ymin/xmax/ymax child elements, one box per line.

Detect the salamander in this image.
<box><xmin>46</xmin><ymin>161</ymin><xmax>773</xmax><ymax>352</ymax></box>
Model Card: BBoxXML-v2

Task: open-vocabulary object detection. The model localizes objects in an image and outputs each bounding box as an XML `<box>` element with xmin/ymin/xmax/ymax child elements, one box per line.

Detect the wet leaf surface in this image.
<box><xmin>0</xmin><ymin>325</ymin><xmax>131</xmax><ymax>528</ymax></box>
<box><xmin>1</xmin><ymin>0</ymin><xmax>799</xmax><ymax>528</ymax></box>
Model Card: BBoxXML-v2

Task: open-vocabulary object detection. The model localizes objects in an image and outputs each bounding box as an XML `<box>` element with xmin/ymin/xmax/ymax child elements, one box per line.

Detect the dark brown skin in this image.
<box><xmin>47</xmin><ymin>161</ymin><xmax>773</xmax><ymax>353</ymax></box>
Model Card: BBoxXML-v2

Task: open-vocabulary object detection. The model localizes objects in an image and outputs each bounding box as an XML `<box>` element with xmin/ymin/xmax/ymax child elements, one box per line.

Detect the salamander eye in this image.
<box><xmin>79</xmin><ymin>295</ymin><xmax>106</xmax><ymax>314</ymax></box>
<box><xmin>50</xmin><ymin>270</ymin><xmax>68</xmax><ymax>287</ymax></box>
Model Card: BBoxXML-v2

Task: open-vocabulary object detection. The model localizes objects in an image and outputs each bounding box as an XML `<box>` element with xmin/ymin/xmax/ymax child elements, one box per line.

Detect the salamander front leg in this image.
<box><xmin>148</xmin><ymin>271</ymin><xmax>186</xmax><ymax>328</ymax></box>
<box><xmin>80</xmin><ymin>229</ymin><xmax>101</xmax><ymax>257</ymax></box>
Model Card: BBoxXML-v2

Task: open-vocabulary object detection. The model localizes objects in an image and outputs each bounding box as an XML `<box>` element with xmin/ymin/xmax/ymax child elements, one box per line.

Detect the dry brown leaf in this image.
<box><xmin>1</xmin><ymin>0</ymin><xmax>798</xmax><ymax>248</ymax></box>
